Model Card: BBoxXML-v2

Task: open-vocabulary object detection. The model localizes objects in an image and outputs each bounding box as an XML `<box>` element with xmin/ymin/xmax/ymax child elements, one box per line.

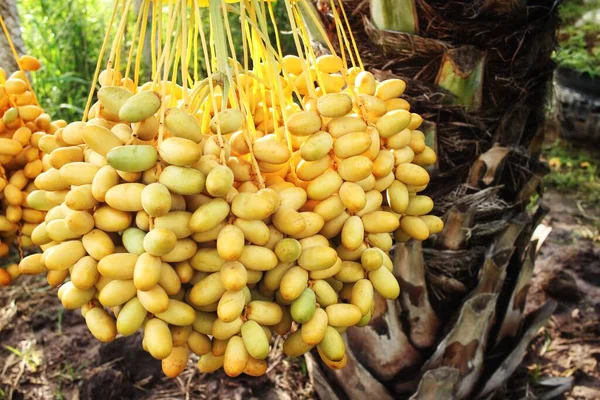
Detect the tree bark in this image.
<box><xmin>0</xmin><ymin>0</ymin><xmax>26</xmax><ymax>73</ymax></box>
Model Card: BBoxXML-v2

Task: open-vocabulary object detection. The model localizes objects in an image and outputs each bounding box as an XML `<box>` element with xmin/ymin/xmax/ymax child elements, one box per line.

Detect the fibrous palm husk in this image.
<box><xmin>394</xmin><ymin>241</ymin><xmax>440</xmax><ymax>349</ymax></box>
<box><xmin>421</xmin><ymin>293</ymin><xmax>498</xmax><ymax>399</ymax></box>
<box><xmin>345</xmin><ymin>296</ymin><xmax>421</xmax><ymax>381</ymax></box>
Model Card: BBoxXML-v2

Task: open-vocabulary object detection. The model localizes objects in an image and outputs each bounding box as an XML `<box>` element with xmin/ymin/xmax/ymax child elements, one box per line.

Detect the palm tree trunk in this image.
<box><xmin>309</xmin><ymin>0</ymin><xmax>561</xmax><ymax>398</ymax></box>
<box><xmin>0</xmin><ymin>0</ymin><xmax>26</xmax><ymax>74</ymax></box>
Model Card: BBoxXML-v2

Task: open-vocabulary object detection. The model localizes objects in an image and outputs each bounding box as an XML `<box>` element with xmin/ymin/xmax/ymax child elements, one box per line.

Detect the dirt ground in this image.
<box><xmin>522</xmin><ymin>188</ymin><xmax>600</xmax><ymax>400</ymax></box>
<box><xmin>0</xmin><ymin>191</ymin><xmax>598</xmax><ymax>400</ymax></box>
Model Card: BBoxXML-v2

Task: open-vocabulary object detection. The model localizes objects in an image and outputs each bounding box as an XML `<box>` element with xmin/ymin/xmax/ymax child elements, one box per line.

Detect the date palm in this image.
<box><xmin>307</xmin><ymin>1</ymin><xmax>560</xmax><ymax>398</ymax></box>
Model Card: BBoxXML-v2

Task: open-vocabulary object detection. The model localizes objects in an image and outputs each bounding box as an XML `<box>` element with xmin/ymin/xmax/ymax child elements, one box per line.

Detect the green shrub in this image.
<box><xmin>554</xmin><ymin>0</ymin><xmax>600</xmax><ymax>76</ymax></box>
<box><xmin>18</xmin><ymin>0</ymin><xmax>111</xmax><ymax>121</ymax></box>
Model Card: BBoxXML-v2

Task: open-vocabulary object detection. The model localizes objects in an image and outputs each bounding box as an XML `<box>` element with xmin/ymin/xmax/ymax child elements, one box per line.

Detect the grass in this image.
<box><xmin>528</xmin><ymin>363</ymin><xmax>543</xmax><ymax>385</ymax></box>
<box><xmin>54</xmin><ymin>361</ymin><xmax>86</xmax><ymax>400</ymax></box>
<box><xmin>539</xmin><ymin>329</ymin><xmax>553</xmax><ymax>357</ymax></box>
<box><xmin>3</xmin><ymin>342</ymin><xmax>41</xmax><ymax>372</ymax></box>
<box><xmin>543</xmin><ymin>139</ymin><xmax>600</xmax><ymax>204</ymax></box>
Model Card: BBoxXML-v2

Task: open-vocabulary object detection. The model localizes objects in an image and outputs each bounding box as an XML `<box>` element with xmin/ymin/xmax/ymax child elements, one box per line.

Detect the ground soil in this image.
<box><xmin>521</xmin><ymin>188</ymin><xmax>600</xmax><ymax>400</ymax></box>
<box><xmin>0</xmin><ymin>192</ymin><xmax>598</xmax><ymax>400</ymax></box>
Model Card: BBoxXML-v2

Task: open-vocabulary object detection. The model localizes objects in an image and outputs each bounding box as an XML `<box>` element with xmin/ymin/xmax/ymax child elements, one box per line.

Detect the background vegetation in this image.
<box><xmin>543</xmin><ymin>1</ymin><xmax>600</xmax><ymax>208</ymax></box>
<box><xmin>17</xmin><ymin>0</ymin><xmax>112</xmax><ymax>121</ymax></box>
<box><xmin>16</xmin><ymin>0</ymin><xmax>294</xmax><ymax>122</ymax></box>
<box><xmin>554</xmin><ymin>0</ymin><xmax>600</xmax><ymax>76</ymax></box>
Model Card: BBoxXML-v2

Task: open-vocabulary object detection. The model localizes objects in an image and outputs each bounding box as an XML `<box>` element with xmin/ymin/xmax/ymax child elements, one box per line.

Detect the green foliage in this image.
<box><xmin>555</xmin><ymin>23</ymin><xmax>600</xmax><ymax>77</ymax></box>
<box><xmin>3</xmin><ymin>343</ymin><xmax>42</xmax><ymax>372</ymax></box>
<box><xmin>555</xmin><ymin>0</ymin><xmax>600</xmax><ymax>76</ymax></box>
<box><xmin>55</xmin><ymin>362</ymin><xmax>86</xmax><ymax>400</ymax></box>
<box><xmin>528</xmin><ymin>363</ymin><xmax>542</xmax><ymax>385</ymax></box>
<box><xmin>543</xmin><ymin>140</ymin><xmax>600</xmax><ymax>204</ymax></box>
<box><xmin>17</xmin><ymin>0</ymin><xmax>113</xmax><ymax>121</ymax></box>
<box><xmin>559</xmin><ymin>0</ymin><xmax>600</xmax><ymax>24</ymax></box>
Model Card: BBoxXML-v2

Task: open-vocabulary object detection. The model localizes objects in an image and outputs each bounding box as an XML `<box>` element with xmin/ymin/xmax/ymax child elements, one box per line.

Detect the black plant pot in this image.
<box><xmin>555</xmin><ymin>67</ymin><xmax>600</xmax><ymax>141</ymax></box>
<box><xmin>556</xmin><ymin>67</ymin><xmax>600</xmax><ymax>96</ymax></box>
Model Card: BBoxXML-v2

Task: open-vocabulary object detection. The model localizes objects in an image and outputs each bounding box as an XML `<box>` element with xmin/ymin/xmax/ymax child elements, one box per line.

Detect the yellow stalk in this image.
<box><xmin>337</xmin><ymin>0</ymin><xmax>364</xmax><ymax>70</ymax></box>
<box><xmin>134</xmin><ymin>0</ymin><xmax>151</xmax><ymax>87</ymax></box>
<box><xmin>125</xmin><ymin>0</ymin><xmax>146</xmax><ymax>84</ymax></box>
<box><xmin>82</xmin><ymin>0</ymin><xmax>121</xmax><ymax>121</ymax></box>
